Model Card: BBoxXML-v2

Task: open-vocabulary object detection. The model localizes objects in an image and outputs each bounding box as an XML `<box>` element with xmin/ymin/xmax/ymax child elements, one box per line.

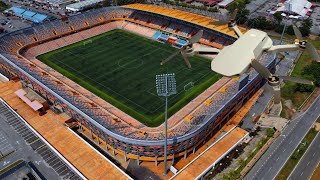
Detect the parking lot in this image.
<box><xmin>36</xmin><ymin>146</ymin><xmax>80</xmax><ymax>179</ymax></box>
<box><xmin>3</xmin><ymin>0</ymin><xmax>67</xmax><ymax>17</ymax></box>
<box><xmin>0</xmin><ymin>15</ymin><xmax>31</xmax><ymax>34</ymax></box>
<box><xmin>0</xmin><ymin>101</ymin><xmax>82</xmax><ymax>180</ymax></box>
<box><xmin>0</xmin><ymin>105</ymin><xmax>39</xmax><ymax>144</ymax></box>
<box><xmin>0</xmin><ymin>130</ymin><xmax>15</xmax><ymax>158</ymax></box>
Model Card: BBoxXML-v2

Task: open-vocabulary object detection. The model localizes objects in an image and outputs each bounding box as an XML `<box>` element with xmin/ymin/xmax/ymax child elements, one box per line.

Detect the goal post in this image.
<box><xmin>83</xmin><ymin>39</ymin><xmax>93</xmax><ymax>46</ymax></box>
<box><xmin>184</xmin><ymin>81</ymin><xmax>194</xmax><ymax>91</ymax></box>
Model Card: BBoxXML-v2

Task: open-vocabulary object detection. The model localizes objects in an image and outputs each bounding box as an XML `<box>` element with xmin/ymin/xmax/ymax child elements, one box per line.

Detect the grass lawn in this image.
<box><xmin>281</xmin><ymin>38</ymin><xmax>320</xmax><ymax>109</ymax></box>
<box><xmin>38</xmin><ymin>30</ymin><xmax>220</xmax><ymax>127</ymax></box>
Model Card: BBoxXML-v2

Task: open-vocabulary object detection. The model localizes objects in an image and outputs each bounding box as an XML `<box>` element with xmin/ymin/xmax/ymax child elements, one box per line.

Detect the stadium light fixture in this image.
<box><xmin>155</xmin><ymin>73</ymin><xmax>176</xmax><ymax>176</ymax></box>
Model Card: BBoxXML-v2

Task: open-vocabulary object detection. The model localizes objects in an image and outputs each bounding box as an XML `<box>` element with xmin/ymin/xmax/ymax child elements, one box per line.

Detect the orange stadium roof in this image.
<box><xmin>123</xmin><ymin>4</ymin><xmax>246</xmax><ymax>38</ymax></box>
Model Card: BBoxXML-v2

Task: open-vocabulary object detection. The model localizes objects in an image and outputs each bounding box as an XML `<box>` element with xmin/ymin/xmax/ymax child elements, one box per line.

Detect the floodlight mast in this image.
<box><xmin>155</xmin><ymin>73</ymin><xmax>176</xmax><ymax>176</ymax></box>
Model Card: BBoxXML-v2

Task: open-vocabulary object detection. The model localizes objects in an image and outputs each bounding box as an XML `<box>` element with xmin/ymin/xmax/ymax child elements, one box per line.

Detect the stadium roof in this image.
<box><xmin>66</xmin><ymin>0</ymin><xmax>103</xmax><ymax>11</ymax></box>
<box><xmin>124</xmin><ymin>4</ymin><xmax>246</xmax><ymax>38</ymax></box>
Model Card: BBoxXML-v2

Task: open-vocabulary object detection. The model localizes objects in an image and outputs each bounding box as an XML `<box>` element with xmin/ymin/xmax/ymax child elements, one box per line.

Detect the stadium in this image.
<box><xmin>0</xmin><ymin>3</ymin><xmax>276</xmax><ymax>163</ymax></box>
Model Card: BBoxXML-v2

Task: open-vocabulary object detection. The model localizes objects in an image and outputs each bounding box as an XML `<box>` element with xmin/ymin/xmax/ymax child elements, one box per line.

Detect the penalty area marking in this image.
<box><xmin>117</xmin><ymin>58</ymin><xmax>144</xmax><ymax>69</ymax></box>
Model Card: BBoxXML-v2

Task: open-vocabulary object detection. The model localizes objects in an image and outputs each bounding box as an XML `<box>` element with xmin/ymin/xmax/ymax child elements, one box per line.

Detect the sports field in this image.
<box><xmin>38</xmin><ymin>30</ymin><xmax>221</xmax><ymax>126</ymax></box>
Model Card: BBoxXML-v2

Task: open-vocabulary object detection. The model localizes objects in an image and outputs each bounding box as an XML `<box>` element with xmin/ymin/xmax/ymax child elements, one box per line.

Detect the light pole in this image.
<box><xmin>279</xmin><ymin>19</ymin><xmax>287</xmax><ymax>45</ymax></box>
<box><xmin>156</xmin><ymin>73</ymin><xmax>176</xmax><ymax>176</ymax></box>
<box><xmin>279</xmin><ymin>4</ymin><xmax>291</xmax><ymax>45</ymax></box>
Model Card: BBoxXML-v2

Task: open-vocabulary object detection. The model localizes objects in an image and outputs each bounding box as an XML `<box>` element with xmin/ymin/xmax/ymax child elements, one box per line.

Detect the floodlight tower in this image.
<box><xmin>279</xmin><ymin>5</ymin><xmax>291</xmax><ymax>45</ymax></box>
<box><xmin>156</xmin><ymin>73</ymin><xmax>177</xmax><ymax>176</ymax></box>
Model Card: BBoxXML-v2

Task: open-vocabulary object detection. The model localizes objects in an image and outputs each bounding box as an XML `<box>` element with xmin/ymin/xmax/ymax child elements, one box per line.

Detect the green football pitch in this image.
<box><xmin>38</xmin><ymin>30</ymin><xmax>221</xmax><ymax>127</ymax></box>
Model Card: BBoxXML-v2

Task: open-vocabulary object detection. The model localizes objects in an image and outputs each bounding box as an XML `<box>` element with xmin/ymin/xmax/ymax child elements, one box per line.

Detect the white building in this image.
<box><xmin>35</xmin><ymin>0</ymin><xmax>73</xmax><ymax>7</ymax></box>
<box><xmin>272</xmin><ymin>0</ymin><xmax>313</xmax><ymax>18</ymax></box>
<box><xmin>218</xmin><ymin>0</ymin><xmax>235</xmax><ymax>8</ymax></box>
<box><xmin>66</xmin><ymin>0</ymin><xmax>104</xmax><ymax>12</ymax></box>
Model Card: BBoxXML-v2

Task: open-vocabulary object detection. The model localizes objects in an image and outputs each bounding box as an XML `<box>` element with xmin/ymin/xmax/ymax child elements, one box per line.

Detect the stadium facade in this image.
<box><xmin>0</xmin><ymin>4</ymin><xmax>276</xmax><ymax>161</ymax></box>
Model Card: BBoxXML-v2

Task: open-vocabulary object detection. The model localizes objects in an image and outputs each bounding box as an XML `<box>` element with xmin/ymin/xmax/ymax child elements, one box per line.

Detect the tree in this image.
<box><xmin>222</xmin><ymin>174</ymin><xmax>230</xmax><ymax>180</ymax></box>
<box><xmin>273</xmin><ymin>11</ymin><xmax>283</xmax><ymax>23</ymax></box>
<box><xmin>208</xmin><ymin>7</ymin><xmax>219</xmax><ymax>12</ymax></box>
<box><xmin>302</xmin><ymin>61</ymin><xmax>320</xmax><ymax>86</ymax></box>
<box><xmin>295</xmin><ymin>84</ymin><xmax>314</xmax><ymax>92</ymax></box>
<box><xmin>274</xmin><ymin>24</ymin><xmax>285</xmax><ymax>34</ymax></box>
<box><xmin>286</xmin><ymin>25</ymin><xmax>295</xmax><ymax>36</ymax></box>
<box><xmin>299</xmin><ymin>25</ymin><xmax>311</xmax><ymax>37</ymax></box>
<box><xmin>296</xmin><ymin>19</ymin><xmax>313</xmax><ymax>37</ymax></box>
<box><xmin>235</xmin><ymin>9</ymin><xmax>249</xmax><ymax>25</ymax></box>
<box><xmin>266</xmin><ymin>128</ymin><xmax>276</xmax><ymax>137</ymax></box>
<box><xmin>229</xmin><ymin>170</ymin><xmax>240</xmax><ymax>180</ymax></box>
<box><xmin>102</xmin><ymin>0</ymin><xmax>111</xmax><ymax>7</ymax></box>
<box><xmin>227</xmin><ymin>0</ymin><xmax>246</xmax><ymax>13</ymax></box>
<box><xmin>247</xmin><ymin>16</ymin><xmax>273</xmax><ymax>30</ymax></box>
<box><xmin>302</xmin><ymin>18</ymin><xmax>312</xmax><ymax>29</ymax></box>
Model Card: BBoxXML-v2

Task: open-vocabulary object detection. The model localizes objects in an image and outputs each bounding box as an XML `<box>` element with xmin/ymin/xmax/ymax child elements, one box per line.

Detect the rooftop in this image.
<box><xmin>124</xmin><ymin>3</ymin><xmax>246</xmax><ymax>38</ymax></box>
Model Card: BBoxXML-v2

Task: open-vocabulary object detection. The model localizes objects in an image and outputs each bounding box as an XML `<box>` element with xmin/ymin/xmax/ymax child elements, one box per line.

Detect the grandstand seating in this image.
<box><xmin>0</xmin><ymin>6</ymin><xmax>273</xmax><ymax>159</ymax></box>
<box><xmin>0</xmin><ymin>14</ymin><xmax>238</xmax><ymax>142</ymax></box>
<box><xmin>33</xmin><ymin>25</ymin><xmax>52</xmax><ymax>40</ymax></box>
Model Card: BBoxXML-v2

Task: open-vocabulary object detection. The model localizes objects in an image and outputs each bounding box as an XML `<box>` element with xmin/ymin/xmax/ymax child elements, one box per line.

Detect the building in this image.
<box><xmin>35</xmin><ymin>0</ymin><xmax>73</xmax><ymax>7</ymax></box>
<box><xmin>4</xmin><ymin>7</ymin><xmax>49</xmax><ymax>24</ymax></box>
<box><xmin>66</xmin><ymin>0</ymin><xmax>104</xmax><ymax>12</ymax></box>
<box><xmin>272</xmin><ymin>0</ymin><xmax>314</xmax><ymax>18</ymax></box>
<box><xmin>218</xmin><ymin>0</ymin><xmax>235</xmax><ymax>8</ymax></box>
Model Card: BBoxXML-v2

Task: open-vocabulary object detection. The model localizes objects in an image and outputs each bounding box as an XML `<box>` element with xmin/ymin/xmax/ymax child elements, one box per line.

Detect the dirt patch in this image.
<box><xmin>314</xmin><ymin>123</ymin><xmax>320</xmax><ymax>132</ymax></box>
<box><xmin>311</xmin><ymin>162</ymin><xmax>320</xmax><ymax>180</ymax></box>
<box><xmin>281</xmin><ymin>100</ymin><xmax>295</xmax><ymax>119</ymax></box>
<box><xmin>301</xmin><ymin>88</ymin><xmax>320</xmax><ymax>111</ymax></box>
<box><xmin>309</xmin><ymin>34</ymin><xmax>318</xmax><ymax>41</ymax></box>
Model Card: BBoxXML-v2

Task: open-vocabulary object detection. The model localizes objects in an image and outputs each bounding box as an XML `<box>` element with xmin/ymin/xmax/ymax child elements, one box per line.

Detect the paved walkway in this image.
<box><xmin>171</xmin><ymin>127</ymin><xmax>248</xmax><ymax>179</ymax></box>
<box><xmin>0</xmin><ymin>81</ymin><xmax>130</xmax><ymax>180</ymax></box>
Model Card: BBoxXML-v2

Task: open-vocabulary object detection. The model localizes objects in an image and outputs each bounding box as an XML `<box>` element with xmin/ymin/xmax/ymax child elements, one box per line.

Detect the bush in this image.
<box><xmin>273</xmin><ymin>11</ymin><xmax>283</xmax><ymax>22</ymax></box>
<box><xmin>247</xmin><ymin>16</ymin><xmax>274</xmax><ymax>30</ymax></box>
<box><xmin>302</xmin><ymin>62</ymin><xmax>320</xmax><ymax>86</ymax></box>
<box><xmin>295</xmin><ymin>84</ymin><xmax>314</xmax><ymax>93</ymax></box>
<box><xmin>236</xmin><ymin>9</ymin><xmax>249</xmax><ymax>25</ymax></box>
<box><xmin>266</xmin><ymin>128</ymin><xmax>276</xmax><ymax>137</ymax></box>
<box><xmin>286</xmin><ymin>25</ymin><xmax>295</xmax><ymax>36</ymax></box>
<box><xmin>0</xmin><ymin>1</ymin><xmax>8</xmax><ymax>11</ymax></box>
<box><xmin>208</xmin><ymin>7</ymin><xmax>219</xmax><ymax>12</ymax></box>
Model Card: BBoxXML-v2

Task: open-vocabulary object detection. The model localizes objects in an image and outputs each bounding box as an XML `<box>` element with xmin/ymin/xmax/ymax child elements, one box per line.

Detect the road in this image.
<box><xmin>241</xmin><ymin>50</ymin><xmax>299</xmax><ymax>130</ymax></box>
<box><xmin>288</xmin><ymin>132</ymin><xmax>320</xmax><ymax>180</ymax></box>
<box><xmin>244</xmin><ymin>95</ymin><xmax>320</xmax><ymax>180</ymax></box>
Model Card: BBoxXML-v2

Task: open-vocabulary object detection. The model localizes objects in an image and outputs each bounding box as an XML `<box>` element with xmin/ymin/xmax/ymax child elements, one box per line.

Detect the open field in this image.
<box><xmin>38</xmin><ymin>30</ymin><xmax>220</xmax><ymax>126</ymax></box>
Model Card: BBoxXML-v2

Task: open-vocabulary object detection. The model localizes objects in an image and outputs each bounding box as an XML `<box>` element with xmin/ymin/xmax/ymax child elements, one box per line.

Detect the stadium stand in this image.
<box><xmin>0</xmin><ymin>5</ymin><xmax>276</xmax><ymax>161</ymax></box>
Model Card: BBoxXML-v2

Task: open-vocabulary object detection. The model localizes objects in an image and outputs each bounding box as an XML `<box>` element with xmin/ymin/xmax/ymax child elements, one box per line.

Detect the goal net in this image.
<box><xmin>184</xmin><ymin>81</ymin><xmax>194</xmax><ymax>91</ymax></box>
<box><xmin>83</xmin><ymin>39</ymin><xmax>93</xmax><ymax>46</ymax></box>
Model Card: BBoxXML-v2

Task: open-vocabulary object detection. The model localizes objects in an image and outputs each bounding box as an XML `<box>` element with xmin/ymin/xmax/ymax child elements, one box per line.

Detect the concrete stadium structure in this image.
<box><xmin>0</xmin><ymin>4</ymin><xmax>276</xmax><ymax>162</ymax></box>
